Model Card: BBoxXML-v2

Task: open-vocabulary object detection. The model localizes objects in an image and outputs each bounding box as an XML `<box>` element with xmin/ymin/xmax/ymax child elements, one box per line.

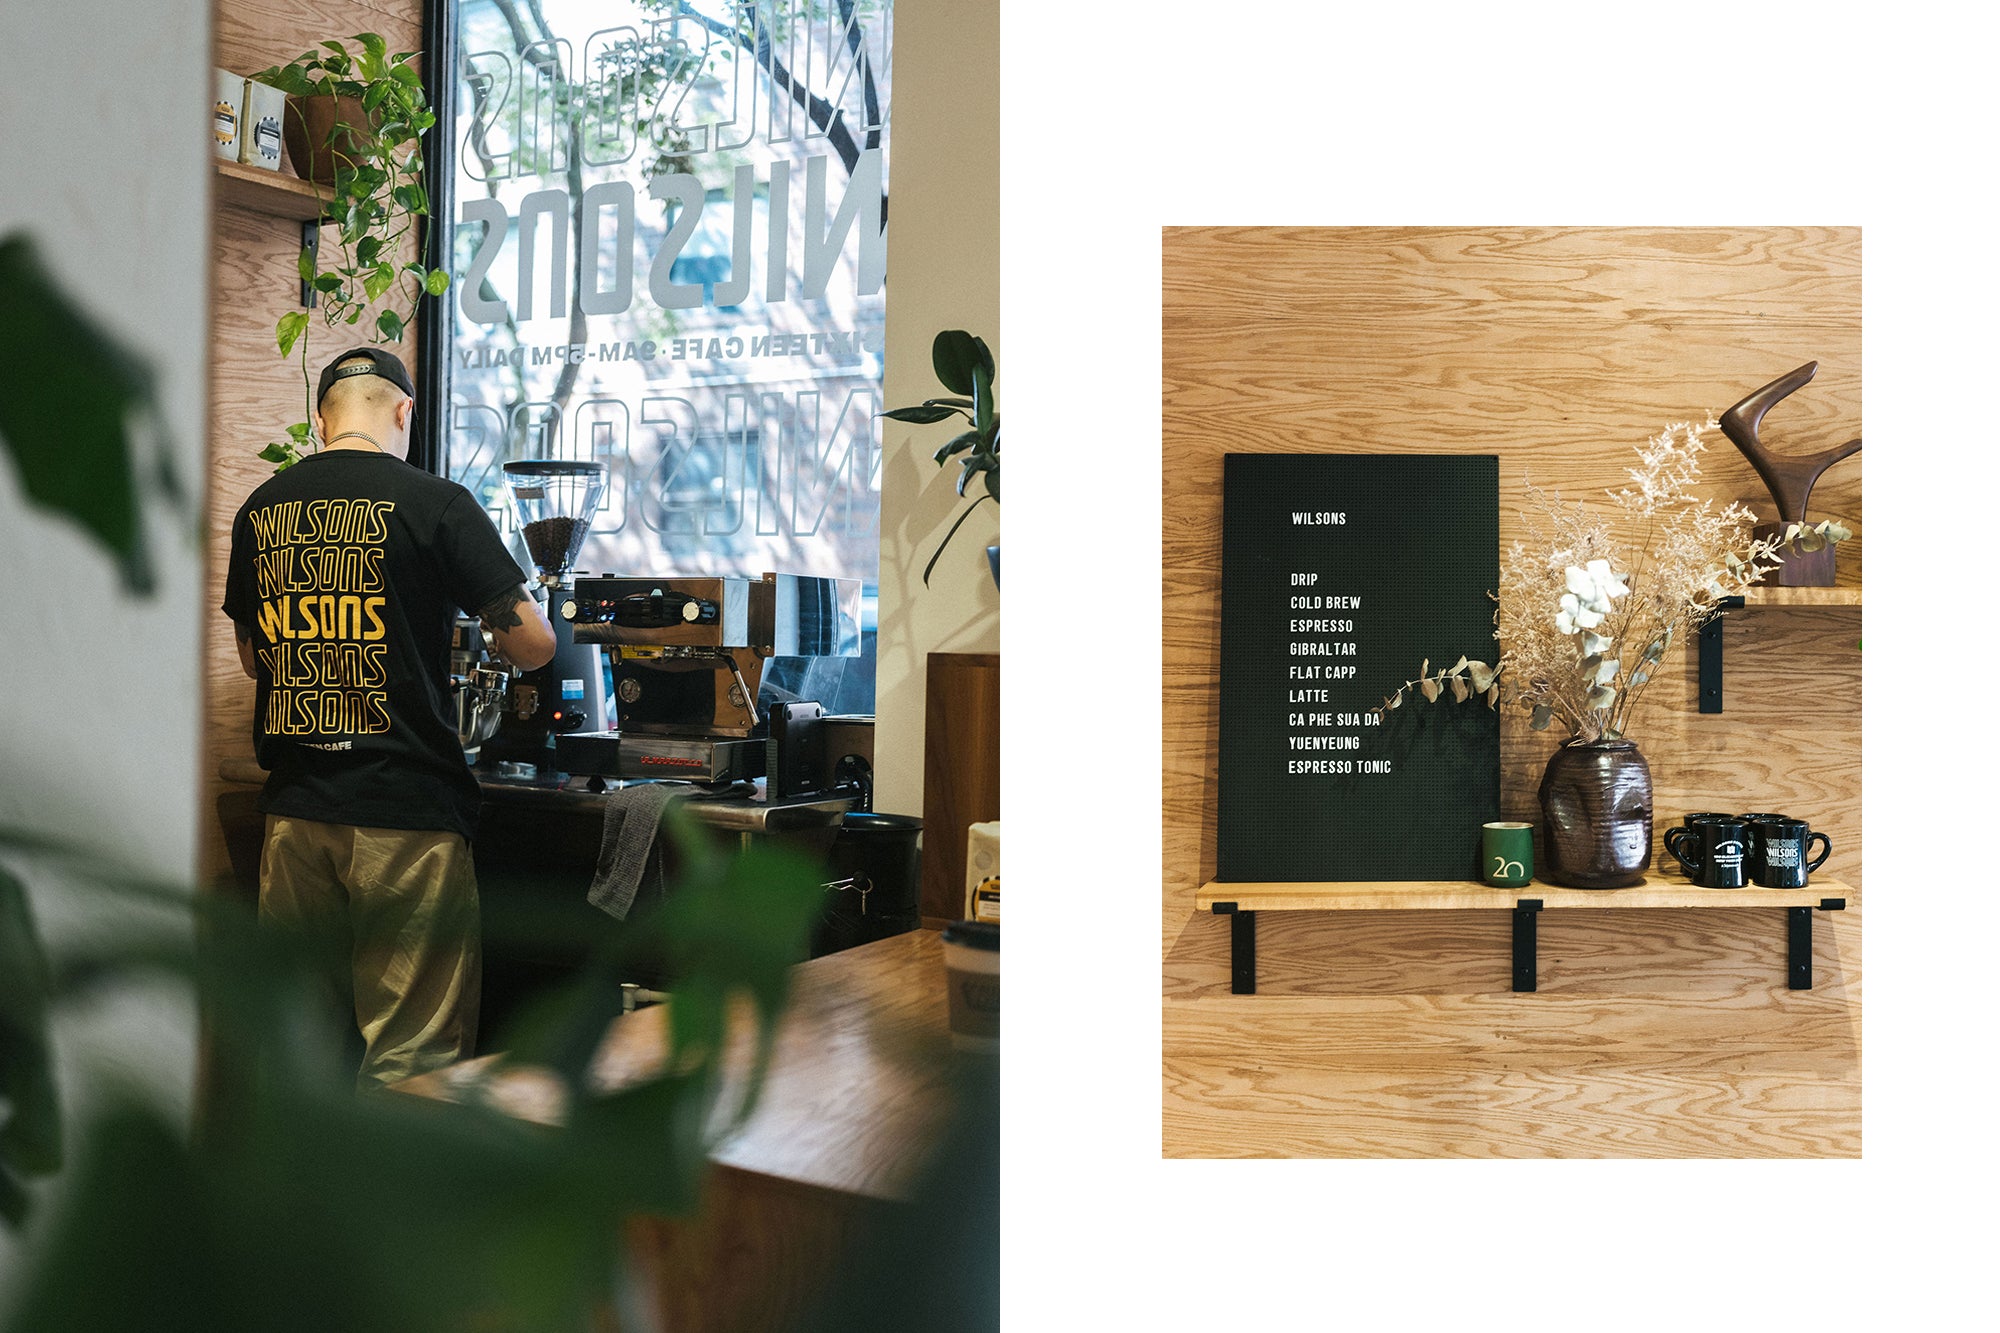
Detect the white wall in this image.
<box><xmin>872</xmin><ymin>0</ymin><xmax>1002</xmax><ymax>820</ymax></box>
<box><xmin>0</xmin><ymin>0</ymin><xmax>211</xmax><ymax>1273</ymax></box>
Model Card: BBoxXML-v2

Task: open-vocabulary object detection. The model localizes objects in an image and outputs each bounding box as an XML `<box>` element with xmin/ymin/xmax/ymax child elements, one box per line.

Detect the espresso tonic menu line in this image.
<box><xmin>1217</xmin><ymin>454</ymin><xmax>1500</xmax><ymax>882</ymax></box>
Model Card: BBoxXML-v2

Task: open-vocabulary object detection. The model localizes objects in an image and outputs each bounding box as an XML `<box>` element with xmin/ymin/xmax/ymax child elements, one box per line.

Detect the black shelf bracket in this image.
<box><xmin>300</xmin><ymin>220</ymin><xmax>320</xmax><ymax>309</ymax></box>
<box><xmin>1212</xmin><ymin>893</ymin><xmax>1845</xmax><ymax>995</ymax></box>
<box><xmin>1212</xmin><ymin>902</ymin><xmax>1255</xmax><ymax>995</ymax></box>
<box><xmin>1208</xmin><ymin>896</ymin><xmax>1256</xmax><ymax>992</ymax></box>
<box><xmin>1788</xmin><ymin>897</ymin><xmax>1848</xmax><ymax>990</ymax></box>
<box><xmin>1697</xmin><ymin>596</ymin><xmax>1745</xmax><ymax>713</ymax></box>
<box><xmin>1512</xmin><ymin>899</ymin><xmax>1543</xmax><ymax>992</ymax></box>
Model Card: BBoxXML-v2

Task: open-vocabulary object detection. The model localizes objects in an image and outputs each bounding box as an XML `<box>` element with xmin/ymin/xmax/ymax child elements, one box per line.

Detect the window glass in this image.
<box><xmin>446</xmin><ymin>0</ymin><xmax>890</xmax><ymax>713</ymax></box>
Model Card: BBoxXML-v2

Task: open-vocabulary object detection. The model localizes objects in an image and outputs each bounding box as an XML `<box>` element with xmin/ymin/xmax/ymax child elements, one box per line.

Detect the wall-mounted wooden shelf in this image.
<box><xmin>1196</xmin><ymin>872</ymin><xmax>1855</xmax><ymax>994</ymax></box>
<box><xmin>1701</xmin><ymin>588</ymin><xmax>1862</xmax><ymax>712</ymax></box>
<box><xmin>214</xmin><ymin>158</ymin><xmax>325</xmax><ymax>220</ymax></box>
<box><xmin>1738</xmin><ymin>587</ymin><xmax>1862</xmax><ymax>607</ymax></box>
<box><xmin>213</xmin><ymin>159</ymin><xmax>329</xmax><ymax>306</ymax></box>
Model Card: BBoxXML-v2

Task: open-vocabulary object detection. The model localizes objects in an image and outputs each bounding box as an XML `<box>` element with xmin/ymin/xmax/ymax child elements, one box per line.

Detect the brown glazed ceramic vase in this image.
<box><xmin>1538</xmin><ymin>738</ymin><xmax>1653</xmax><ymax>888</ymax></box>
<box><xmin>282</xmin><ymin>93</ymin><xmax>374</xmax><ymax>186</ymax></box>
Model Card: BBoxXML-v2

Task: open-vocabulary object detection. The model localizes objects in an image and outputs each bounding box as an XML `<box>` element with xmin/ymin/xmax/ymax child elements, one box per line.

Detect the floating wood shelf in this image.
<box><xmin>1701</xmin><ymin>588</ymin><xmax>1862</xmax><ymax>712</ymax></box>
<box><xmin>213</xmin><ymin>160</ymin><xmax>330</xmax><ymax>305</ymax></box>
<box><xmin>213</xmin><ymin>158</ymin><xmax>326</xmax><ymax>220</ymax></box>
<box><xmin>1739</xmin><ymin>587</ymin><xmax>1862</xmax><ymax>607</ymax></box>
<box><xmin>1196</xmin><ymin>873</ymin><xmax>1855</xmax><ymax>994</ymax></box>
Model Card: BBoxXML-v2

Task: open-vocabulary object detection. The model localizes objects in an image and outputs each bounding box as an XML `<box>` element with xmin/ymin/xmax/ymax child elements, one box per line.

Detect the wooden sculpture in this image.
<box><xmin>1717</xmin><ymin>361</ymin><xmax>1860</xmax><ymax>586</ymax></box>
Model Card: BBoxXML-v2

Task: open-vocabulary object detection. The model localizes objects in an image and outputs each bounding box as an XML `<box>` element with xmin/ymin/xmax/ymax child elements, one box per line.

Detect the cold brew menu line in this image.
<box><xmin>1217</xmin><ymin>454</ymin><xmax>1500</xmax><ymax>882</ymax></box>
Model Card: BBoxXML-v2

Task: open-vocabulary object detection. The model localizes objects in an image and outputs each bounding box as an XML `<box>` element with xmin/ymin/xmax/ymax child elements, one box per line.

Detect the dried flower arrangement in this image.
<box><xmin>1380</xmin><ymin>417</ymin><xmax>1797</xmax><ymax>743</ymax></box>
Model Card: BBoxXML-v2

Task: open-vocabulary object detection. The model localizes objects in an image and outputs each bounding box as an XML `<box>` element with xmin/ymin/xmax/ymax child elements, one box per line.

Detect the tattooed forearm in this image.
<box><xmin>477</xmin><ymin>589</ymin><xmax>528</xmax><ymax>634</ymax></box>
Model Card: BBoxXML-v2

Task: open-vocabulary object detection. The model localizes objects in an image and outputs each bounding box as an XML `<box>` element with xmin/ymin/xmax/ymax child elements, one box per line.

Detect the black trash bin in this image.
<box><xmin>814</xmin><ymin>812</ymin><xmax>922</xmax><ymax>957</ymax></box>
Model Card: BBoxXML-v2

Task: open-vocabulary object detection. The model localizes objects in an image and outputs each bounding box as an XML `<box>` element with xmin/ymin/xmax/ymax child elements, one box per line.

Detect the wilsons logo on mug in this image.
<box><xmin>1751</xmin><ymin>817</ymin><xmax>1832</xmax><ymax>888</ymax></box>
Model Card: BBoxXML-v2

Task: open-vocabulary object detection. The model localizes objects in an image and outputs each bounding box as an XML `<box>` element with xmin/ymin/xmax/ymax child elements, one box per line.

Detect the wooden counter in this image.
<box><xmin>395</xmin><ymin>929</ymin><xmax>975</xmax><ymax>1328</ymax></box>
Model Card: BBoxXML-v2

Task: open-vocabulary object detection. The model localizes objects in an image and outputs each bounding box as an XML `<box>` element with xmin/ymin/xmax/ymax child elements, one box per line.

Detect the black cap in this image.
<box><xmin>317</xmin><ymin>347</ymin><xmax>416</xmax><ymax>407</ymax></box>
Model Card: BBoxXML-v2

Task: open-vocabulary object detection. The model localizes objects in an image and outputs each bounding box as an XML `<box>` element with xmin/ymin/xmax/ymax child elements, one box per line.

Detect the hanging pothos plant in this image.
<box><xmin>251</xmin><ymin>34</ymin><xmax>450</xmax><ymax>470</ymax></box>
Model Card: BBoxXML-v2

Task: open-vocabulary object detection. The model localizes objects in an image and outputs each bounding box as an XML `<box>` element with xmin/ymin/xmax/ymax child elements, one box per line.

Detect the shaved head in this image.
<box><xmin>320</xmin><ymin>369</ymin><xmax>409</xmax><ymax>417</ymax></box>
<box><xmin>315</xmin><ymin>354</ymin><xmax>416</xmax><ymax>458</ymax></box>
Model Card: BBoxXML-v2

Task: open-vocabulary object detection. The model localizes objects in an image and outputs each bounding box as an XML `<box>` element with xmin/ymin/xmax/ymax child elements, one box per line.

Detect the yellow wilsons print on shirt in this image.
<box><xmin>247</xmin><ymin>498</ymin><xmax>398</xmax><ymax>736</ymax></box>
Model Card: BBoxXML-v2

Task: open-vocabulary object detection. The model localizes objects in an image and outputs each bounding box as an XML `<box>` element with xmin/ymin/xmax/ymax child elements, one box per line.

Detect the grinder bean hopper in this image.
<box><xmin>481</xmin><ymin>459</ymin><xmax>609</xmax><ymax>770</ymax></box>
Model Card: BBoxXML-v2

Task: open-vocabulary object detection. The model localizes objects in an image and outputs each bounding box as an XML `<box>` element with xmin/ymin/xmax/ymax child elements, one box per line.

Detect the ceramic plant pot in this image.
<box><xmin>282</xmin><ymin>93</ymin><xmax>374</xmax><ymax>185</ymax></box>
<box><xmin>1538</xmin><ymin>738</ymin><xmax>1653</xmax><ymax>888</ymax></box>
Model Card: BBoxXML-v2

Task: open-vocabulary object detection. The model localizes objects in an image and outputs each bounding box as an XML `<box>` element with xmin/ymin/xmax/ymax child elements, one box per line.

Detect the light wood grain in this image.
<box><xmin>1196</xmin><ymin>873</ymin><xmax>1853</xmax><ymax>912</ymax></box>
<box><xmin>1166</xmin><ymin>984</ymin><xmax>1861</xmax><ymax>1057</ymax></box>
<box><xmin>1163</xmin><ymin>1055</ymin><xmax>1858</xmax><ymax>1159</ymax></box>
<box><xmin>399</xmin><ymin>930</ymin><xmax>964</xmax><ymax>1330</ymax></box>
<box><xmin>214</xmin><ymin>159</ymin><xmax>326</xmax><ymax>219</ymax></box>
<box><xmin>1741</xmin><ymin>587</ymin><xmax>1861</xmax><ymax>606</ymax></box>
<box><xmin>1162</xmin><ymin>227</ymin><xmax>1861</xmax><ymax>1157</ymax></box>
<box><xmin>1167</xmin><ymin>904</ymin><xmax>1861</xmax><ymax>1000</ymax></box>
<box><xmin>216</xmin><ymin>0</ymin><xmax>421</xmax><ymax>78</ymax></box>
<box><xmin>398</xmin><ymin>929</ymin><xmax>957</xmax><ymax>1201</ymax></box>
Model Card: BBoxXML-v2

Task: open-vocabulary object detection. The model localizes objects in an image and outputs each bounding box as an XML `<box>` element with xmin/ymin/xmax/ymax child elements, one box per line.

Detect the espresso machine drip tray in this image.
<box><xmin>557</xmin><ymin>731</ymin><xmax>763</xmax><ymax>784</ymax></box>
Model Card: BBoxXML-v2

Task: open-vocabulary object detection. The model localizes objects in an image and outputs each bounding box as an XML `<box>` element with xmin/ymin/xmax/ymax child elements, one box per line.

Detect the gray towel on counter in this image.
<box><xmin>587</xmin><ymin>782</ymin><xmax>676</xmax><ymax>921</ymax></box>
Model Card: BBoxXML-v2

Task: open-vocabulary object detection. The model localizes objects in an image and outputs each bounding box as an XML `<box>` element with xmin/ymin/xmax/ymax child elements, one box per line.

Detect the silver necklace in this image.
<box><xmin>324</xmin><ymin>430</ymin><xmax>385</xmax><ymax>451</ymax></box>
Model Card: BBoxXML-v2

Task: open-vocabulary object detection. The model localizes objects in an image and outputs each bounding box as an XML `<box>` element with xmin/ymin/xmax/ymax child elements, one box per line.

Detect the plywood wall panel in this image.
<box><xmin>217</xmin><ymin>0</ymin><xmax>421</xmax><ymax>74</ymax></box>
<box><xmin>1162</xmin><ymin>227</ymin><xmax>1861</xmax><ymax>1158</ymax></box>
<box><xmin>1163</xmin><ymin>1058</ymin><xmax>1858</xmax><ymax>1159</ymax></box>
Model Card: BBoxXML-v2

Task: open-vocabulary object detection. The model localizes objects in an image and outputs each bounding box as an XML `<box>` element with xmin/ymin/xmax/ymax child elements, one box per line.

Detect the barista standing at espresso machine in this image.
<box><xmin>221</xmin><ymin>347</ymin><xmax>556</xmax><ymax>1088</ymax></box>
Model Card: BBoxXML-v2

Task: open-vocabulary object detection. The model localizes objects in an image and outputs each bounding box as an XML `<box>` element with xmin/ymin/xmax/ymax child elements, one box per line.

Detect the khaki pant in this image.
<box><xmin>259</xmin><ymin>815</ymin><xmax>481</xmax><ymax>1090</ymax></box>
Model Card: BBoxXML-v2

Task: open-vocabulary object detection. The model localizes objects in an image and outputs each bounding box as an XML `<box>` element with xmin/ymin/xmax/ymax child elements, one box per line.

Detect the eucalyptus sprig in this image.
<box><xmin>1782</xmin><ymin>517</ymin><xmax>1854</xmax><ymax>553</ymax></box>
<box><xmin>1381</xmin><ymin>654</ymin><xmax>1505</xmax><ymax>711</ymax></box>
<box><xmin>252</xmin><ymin>34</ymin><xmax>451</xmax><ymax>470</ymax></box>
<box><xmin>883</xmin><ymin>330</ymin><xmax>999</xmax><ymax>585</ymax></box>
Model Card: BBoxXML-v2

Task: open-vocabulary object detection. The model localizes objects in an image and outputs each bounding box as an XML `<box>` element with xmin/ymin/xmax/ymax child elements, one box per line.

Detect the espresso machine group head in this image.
<box><xmin>480</xmin><ymin>459</ymin><xmax>610</xmax><ymax>771</ymax></box>
<box><xmin>557</xmin><ymin>572</ymin><xmax>861</xmax><ymax>789</ymax></box>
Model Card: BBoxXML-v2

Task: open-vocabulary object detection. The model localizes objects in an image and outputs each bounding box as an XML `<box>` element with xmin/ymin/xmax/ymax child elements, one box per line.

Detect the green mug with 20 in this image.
<box><xmin>1483</xmin><ymin>821</ymin><xmax>1534</xmax><ymax>887</ymax></box>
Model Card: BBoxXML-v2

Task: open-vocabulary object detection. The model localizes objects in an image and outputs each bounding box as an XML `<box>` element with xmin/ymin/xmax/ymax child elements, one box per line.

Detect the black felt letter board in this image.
<box><xmin>1217</xmin><ymin>454</ymin><xmax>1500</xmax><ymax>882</ymax></box>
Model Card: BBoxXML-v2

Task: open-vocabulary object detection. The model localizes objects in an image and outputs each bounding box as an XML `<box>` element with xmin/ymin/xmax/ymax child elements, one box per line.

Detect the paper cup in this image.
<box><xmin>941</xmin><ymin>920</ymin><xmax>999</xmax><ymax>1054</ymax></box>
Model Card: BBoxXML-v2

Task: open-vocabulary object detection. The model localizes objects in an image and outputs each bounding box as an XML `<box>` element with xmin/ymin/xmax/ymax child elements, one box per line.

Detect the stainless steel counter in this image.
<box><xmin>219</xmin><ymin>757</ymin><xmax>853</xmax><ymax>833</ymax></box>
<box><xmin>473</xmin><ymin>772</ymin><xmax>855</xmax><ymax>832</ymax></box>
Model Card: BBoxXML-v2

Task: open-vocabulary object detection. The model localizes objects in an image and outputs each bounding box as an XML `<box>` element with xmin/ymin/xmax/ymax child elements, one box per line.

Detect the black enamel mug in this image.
<box><xmin>1737</xmin><ymin>813</ymin><xmax>1788</xmax><ymax>874</ymax></box>
<box><xmin>1752</xmin><ymin>818</ymin><xmax>1832</xmax><ymax>888</ymax></box>
<box><xmin>1665</xmin><ymin>817</ymin><xmax>1750</xmax><ymax>888</ymax></box>
<box><xmin>1661</xmin><ymin>813</ymin><xmax>1733</xmax><ymax>876</ymax></box>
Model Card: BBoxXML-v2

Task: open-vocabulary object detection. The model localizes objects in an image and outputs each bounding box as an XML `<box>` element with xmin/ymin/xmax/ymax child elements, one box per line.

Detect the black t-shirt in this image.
<box><xmin>221</xmin><ymin>451</ymin><xmax>525</xmax><ymax>841</ymax></box>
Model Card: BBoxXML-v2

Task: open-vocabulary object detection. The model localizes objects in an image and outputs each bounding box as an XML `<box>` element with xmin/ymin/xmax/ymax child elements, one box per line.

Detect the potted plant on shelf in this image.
<box><xmin>1378</xmin><ymin>416</ymin><xmax>1784</xmax><ymax>888</ymax></box>
<box><xmin>250</xmin><ymin>34</ymin><xmax>449</xmax><ymax>470</ymax></box>
<box><xmin>884</xmin><ymin>330</ymin><xmax>999</xmax><ymax>586</ymax></box>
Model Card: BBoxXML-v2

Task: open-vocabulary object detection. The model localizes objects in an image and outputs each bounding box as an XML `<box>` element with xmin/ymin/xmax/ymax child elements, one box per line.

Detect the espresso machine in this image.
<box><xmin>555</xmin><ymin>571</ymin><xmax>861</xmax><ymax>796</ymax></box>
<box><xmin>479</xmin><ymin>459</ymin><xmax>611</xmax><ymax>772</ymax></box>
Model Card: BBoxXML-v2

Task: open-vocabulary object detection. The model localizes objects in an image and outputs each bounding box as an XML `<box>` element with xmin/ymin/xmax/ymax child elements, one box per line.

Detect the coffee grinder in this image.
<box><xmin>482</xmin><ymin>459</ymin><xmax>609</xmax><ymax>772</ymax></box>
